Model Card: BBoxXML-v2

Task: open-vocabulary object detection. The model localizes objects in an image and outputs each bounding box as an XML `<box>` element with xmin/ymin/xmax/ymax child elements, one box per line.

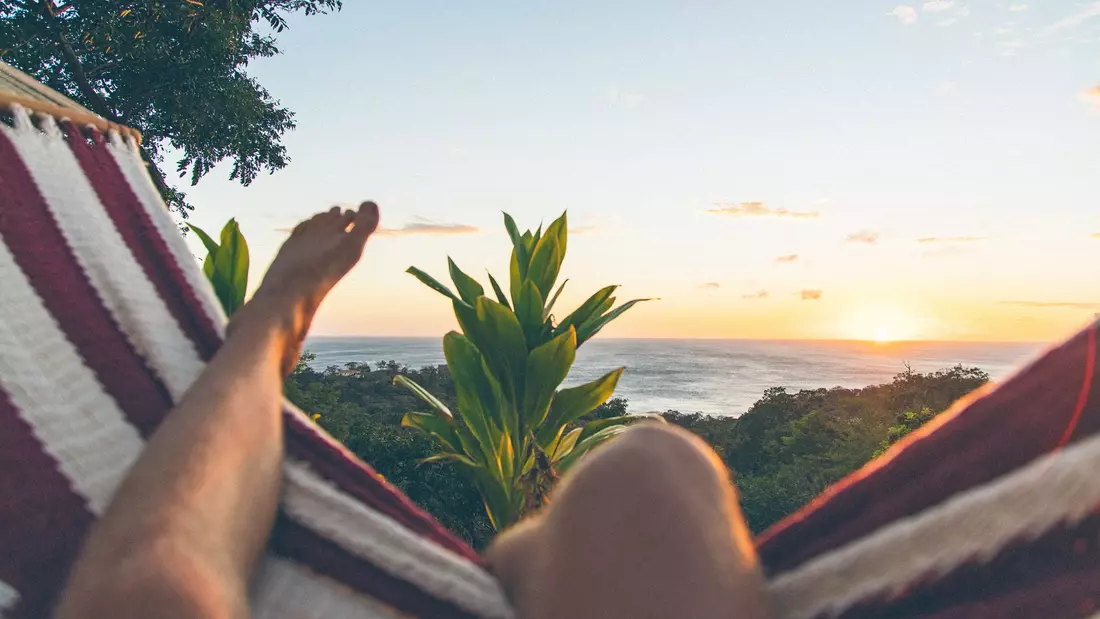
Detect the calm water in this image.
<box><xmin>305</xmin><ymin>337</ymin><xmax>1046</xmax><ymax>417</ymax></box>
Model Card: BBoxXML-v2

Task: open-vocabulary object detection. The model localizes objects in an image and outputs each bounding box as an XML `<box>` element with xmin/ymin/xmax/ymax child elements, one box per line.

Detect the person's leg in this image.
<box><xmin>488</xmin><ymin>424</ymin><xmax>773</xmax><ymax>619</ymax></box>
<box><xmin>54</xmin><ymin>202</ymin><xmax>379</xmax><ymax>619</ymax></box>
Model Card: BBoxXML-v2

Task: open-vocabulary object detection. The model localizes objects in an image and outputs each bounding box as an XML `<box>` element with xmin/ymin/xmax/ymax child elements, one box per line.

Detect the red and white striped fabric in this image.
<box><xmin>0</xmin><ymin>105</ymin><xmax>513</xmax><ymax>619</ymax></box>
<box><xmin>1</xmin><ymin>100</ymin><xmax>1099</xmax><ymax>619</ymax></box>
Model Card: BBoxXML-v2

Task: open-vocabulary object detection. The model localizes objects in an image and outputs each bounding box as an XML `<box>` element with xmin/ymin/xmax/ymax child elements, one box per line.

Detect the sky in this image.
<box><xmin>180</xmin><ymin>0</ymin><xmax>1100</xmax><ymax>342</ymax></box>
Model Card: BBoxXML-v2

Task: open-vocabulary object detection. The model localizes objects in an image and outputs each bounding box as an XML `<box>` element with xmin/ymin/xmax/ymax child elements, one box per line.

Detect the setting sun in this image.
<box><xmin>844</xmin><ymin>306</ymin><xmax>921</xmax><ymax>343</ymax></box>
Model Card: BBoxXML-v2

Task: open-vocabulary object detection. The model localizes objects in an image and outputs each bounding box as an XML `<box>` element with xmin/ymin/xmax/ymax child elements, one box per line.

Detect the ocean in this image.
<box><xmin>304</xmin><ymin>337</ymin><xmax>1046</xmax><ymax>417</ymax></box>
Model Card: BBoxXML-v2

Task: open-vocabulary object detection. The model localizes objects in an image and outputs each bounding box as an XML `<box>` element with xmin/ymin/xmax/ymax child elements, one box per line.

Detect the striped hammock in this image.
<box><xmin>0</xmin><ymin>100</ymin><xmax>1098</xmax><ymax>619</ymax></box>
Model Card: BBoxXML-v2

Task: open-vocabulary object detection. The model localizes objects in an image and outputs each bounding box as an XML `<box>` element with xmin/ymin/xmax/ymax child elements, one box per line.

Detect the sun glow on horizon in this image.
<box><xmin>844</xmin><ymin>305</ymin><xmax>922</xmax><ymax>343</ymax></box>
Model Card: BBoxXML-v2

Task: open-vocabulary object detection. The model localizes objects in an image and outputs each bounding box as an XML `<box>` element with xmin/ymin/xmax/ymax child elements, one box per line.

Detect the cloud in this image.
<box><xmin>775</xmin><ymin>254</ymin><xmax>800</xmax><ymax>263</ymax></box>
<box><xmin>699</xmin><ymin>282</ymin><xmax>721</xmax><ymax>290</ymax></box>
<box><xmin>1000</xmin><ymin>300</ymin><xmax>1100</xmax><ymax>310</ymax></box>
<box><xmin>1010</xmin><ymin>3</ymin><xmax>1028</xmax><ymax>11</ymax></box>
<box><xmin>800</xmin><ymin>289</ymin><xmax>823</xmax><ymax>301</ymax></box>
<box><xmin>1079</xmin><ymin>87</ymin><xmax>1100</xmax><ymax>110</ymax></box>
<box><xmin>375</xmin><ymin>218</ymin><xmax>481</xmax><ymax>237</ymax></box>
<box><xmin>923</xmin><ymin>0</ymin><xmax>954</xmax><ymax>11</ymax></box>
<box><xmin>917</xmin><ymin>236</ymin><xmax>989</xmax><ymax>244</ymax></box>
<box><xmin>846</xmin><ymin>230</ymin><xmax>880</xmax><ymax>245</ymax></box>
<box><xmin>570</xmin><ymin>225</ymin><xmax>599</xmax><ymax>236</ymax></box>
<box><xmin>742</xmin><ymin>290</ymin><xmax>770</xmax><ymax>300</ymax></box>
<box><xmin>606</xmin><ymin>86</ymin><xmax>647</xmax><ymax>109</ymax></box>
<box><xmin>1045</xmin><ymin>1</ymin><xmax>1100</xmax><ymax>33</ymax></box>
<box><xmin>888</xmin><ymin>5</ymin><xmax>919</xmax><ymax>24</ymax></box>
<box><xmin>706</xmin><ymin>202</ymin><xmax>820</xmax><ymax>219</ymax></box>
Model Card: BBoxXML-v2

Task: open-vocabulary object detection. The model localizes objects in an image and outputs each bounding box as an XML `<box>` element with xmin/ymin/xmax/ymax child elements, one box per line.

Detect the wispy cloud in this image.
<box><xmin>846</xmin><ymin>230</ymin><xmax>880</xmax><ymax>245</ymax></box>
<box><xmin>706</xmin><ymin>202</ymin><xmax>819</xmax><ymax>219</ymax></box>
<box><xmin>1010</xmin><ymin>3</ymin><xmax>1028</xmax><ymax>11</ymax></box>
<box><xmin>1000</xmin><ymin>300</ymin><xmax>1100</xmax><ymax>310</ymax></box>
<box><xmin>1079</xmin><ymin>86</ymin><xmax>1100</xmax><ymax>110</ymax></box>
<box><xmin>917</xmin><ymin>236</ymin><xmax>990</xmax><ymax>244</ymax></box>
<box><xmin>606</xmin><ymin>86</ymin><xmax>647</xmax><ymax>109</ymax></box>
<box><xmin>800</xmin><ymin>289</ymin><xmax>823</xmax><ymax>301</ymax></box>
<box><xmin>742</xmin><ymin>290</ymin><xmax>770</xmax><ymax>300</ymax></box>
<box><xmin>699</xmin><ymin>282</ymin><xmax>721</xmax><ymax>290</ymax></box>
<box><xmin>375</xmin><ymin>218</ymin><xmax>481</xmax><ymax>237</ymax></box>
<box><xmin>775</xmin><ymin>254</ymin><xmax>800</xmax><ymax>263</ymax></box>
<box><xmin>923</xmin><ymin>0</ymin><xmax>954</xmax><ymax>12</ymax></box>
<box><xmin>888</xmin><ymin>5</ymin><xmax>919</xmax><ymax>24</ymax></box>
<box><xmin>1045</xmin><ymin>1</ymin><xmax>1100</xmax><ymax>33</ymax></box>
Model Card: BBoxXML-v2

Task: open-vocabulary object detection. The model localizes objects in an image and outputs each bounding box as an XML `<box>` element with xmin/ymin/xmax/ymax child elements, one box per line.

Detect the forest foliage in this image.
<box><xmin>286</xmin><ymin>355</ymin><xmax>988</xmax><ymax>548</ymax></box>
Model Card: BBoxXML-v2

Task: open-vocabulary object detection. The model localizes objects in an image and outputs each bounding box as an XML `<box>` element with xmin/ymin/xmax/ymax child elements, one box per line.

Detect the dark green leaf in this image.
<box><xmin>556</xmin><ymin>285</ymin><xmax>617</xmax><ymax>335</ymax></box>
<box><xmin>557</xmin><ymin>426</ymin><xmax>628</xmax><ymax>473</ymax></box>
<box><xmin>514</xmin><ymin>280</ymin><xmax>545</xmax><ymax>347</ymax></box>
<box><xmin>543</xmin><ymin>279</ymin><xmax>568</xmax><ymax>321</ymax></box>
<box><xmin>418</xmin><ymin>452</ymin><xmax>479</xmax><ymax>468</ymax></box>
<box><xmin>577</xmin><ymin>413</ymin><xmax>658</xmax><ymax>443</ymax></box>
<box><xmin>525</xmin><ymin>212</ymin><xmax>567</xmax><ymax>298</ymax></box>
<box><xmin>407</xmin><ymin>266</ymin><xmax>463</xmax><ymax>304</ymax></box>
<box><xmin>538</xmin><ymin>368</ymin><xmax>624</xmax><ymax>445</ymax></box>
<box><xmin>448</xmin><ymin>258</ymin><xmax>484</xmax><ymax>304</ymax></box>
<box><xmin>577</xmin><ymin>298</ymin><xmax>653</xmax><ymax>345</ymax></box>
<box><xmin>523</xmin><ymin>328</ymin><xmax>577</xmax><ymax>429</ymax></box>
<box><xmin>503</xmin><ymin>213</ymin><xmax>529</xmax><ymax>280</ymax></box>
<box><xmin>443</xmin><ymin>332</ymin><xmax>502</xmax><ymax>476</ymax></box>
<box><xmin>187</xmin><ymin>223</ymin><xmax>220</xmax><ymax>256</ymax></box>
<box><xmin>548</xmin><ymin>427</ymin><xmax>582</xmax><ymax>462</ymax></box>
<box><xmin>393</xmin><ymin>375</ymin><xmax>454</xmax><ymax>419</ymax></box>
<box><xmin>487</xmin><ymin>272</ymin><xmax>511</xmax><ymax>310</ymax></box>
<box><xmin>401</xmin><ymin>412</ymin><xmax>460</xmax><ymax>453</ymax></box>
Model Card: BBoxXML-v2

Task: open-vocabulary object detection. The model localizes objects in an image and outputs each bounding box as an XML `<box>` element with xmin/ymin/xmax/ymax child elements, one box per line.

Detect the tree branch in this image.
<box><xmin>36</xmin><ymin>0</ymin><xmax>117</xmax><ymax>121</ymax></box>
<box><xmin>35</xmin><ymin>0</ymin><xmax>180</xmax><ymax>211</ymax></box>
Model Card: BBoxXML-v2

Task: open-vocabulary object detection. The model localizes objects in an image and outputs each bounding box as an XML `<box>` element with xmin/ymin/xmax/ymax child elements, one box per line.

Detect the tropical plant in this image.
<box><xmin>189</xmin><ymin>219</ymin><xmax>250</xmax><ymax>316</ymax></box>
<box><xmin>397</xmin><ymin>211</ymin><xmax>652</xmax><ymax>530</ymax></box>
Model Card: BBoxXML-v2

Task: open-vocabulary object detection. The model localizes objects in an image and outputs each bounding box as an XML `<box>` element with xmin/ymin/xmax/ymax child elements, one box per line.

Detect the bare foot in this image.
<box><xmin>229</xmin><ymin>201</ymin><xmax>379</xmax><ymax>374</ymax></box>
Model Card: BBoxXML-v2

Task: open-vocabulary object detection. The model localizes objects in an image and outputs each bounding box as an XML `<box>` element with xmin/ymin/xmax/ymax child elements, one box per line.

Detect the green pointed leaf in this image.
<box><xmin>538</xmin><ymin>368</ymin><xmax>623</xmax><ymax>445</ymax></box>
<box><xmin>556</xmin><ymin>285</ymin><xmax>617</xmax><ymax>336</ymax></box>
<box><xmin>549</xmin><ymin>426</ymin><xmax>582</xmax><ymax>462</ymax></box>
<box><xmin>543</xmin><ymin>279</ymin><xmax>568</xmax><ymax>321</ymax></box>
<box><xmin>523</xmin><ymin>328</ymin><xmax>576</xmax><ymax>429</ymax></box>
<box><xmin>418</xmin><ymin>452</ymin><xmax>479</xmax><ymax>468</ymax></box>
<box><xmin>187</xmin><ymin>223</ymin><xmax>220</xmax><ymax>256</ymax></box>
<box><xmin>455</xmin><ymin>298</ymin><xmax>528</xmax><ymax>411</ymax></box>
<box><xmin>521</xmin><ymin>230</ymin><xmax>536</xmax><ymax>255</ymax></box>
<box><xmin>216</xmin><ymin>219</ymin><xmax>248</xmax><ymax>313</ymax></box>
<box><xmin>514</xmin><ymin>280</ymin><xmax>545</xmax><ymax>347</ymax></box>
<box><xmin>401</xmin><ymin>412</ymin><xmax>460</xmax><ymax>453</ymax></box>
<box><xmin>443</xmin><ymin>332</ymin><xmax>502</xmax><ymax>476</ymax></box>
<box><xmin>393</xmin><ymin>375</ymin><xmax>454</xmax><ymax>419</ymax></box>
<box><xmin>556</xmin><ymin>426</ymin><xmax>629</xmax><ymax>473</ymax></box>
<box><xmin>487</xmin><ymin>272</ymin><xmax>511</xmax><ymax>310</ymax></box>
<box><xmin>577</xmin><ymin>299</ymin><xmax>653</xmax><ymax>345</ymax></box>
<box><xmin>526</xmin><ymin>212</ymin><xmax>567</xmax><ymax>298</ymax></box>
<box><xmin>497</xmin><ymin>431</ymin><xmax>515</xmax><ymax>481</ymax></box>
<box><xmin>448</xmin><ymin>258</ymin><xmax>484</xmax><ymax>304</ymax></box>
<box><xmin>407</xmin><ymin>266</ymin><xmax>463</xmax><ymax>304</ymax></box>
<box><xmin>465</xmin><ymin>464</ymin><xmax>514</xmax><ymax>531</ymax></box>
<box><xmin>503</xmin><ymin>213</ymin><xmax>529</xmax><ymax>280</ymax></box>
<box><xmin>577</xmin><ymin>413</ymin><xmax>659</xmax><ymax>443</ymax></box>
